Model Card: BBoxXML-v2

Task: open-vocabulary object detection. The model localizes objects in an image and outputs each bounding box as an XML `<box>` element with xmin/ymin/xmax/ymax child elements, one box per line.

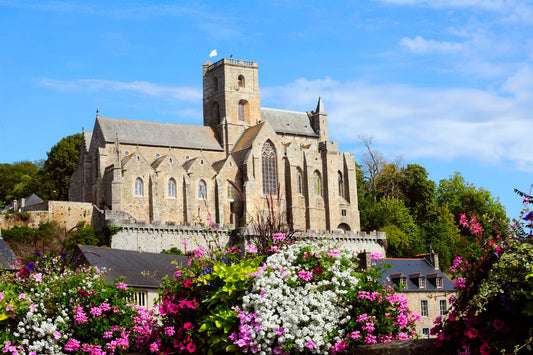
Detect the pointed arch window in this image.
<box><xmin>296</xmin><ymin>168</ymin><xmax>303</xmax><ymax>194</ymax></box>
<box><xmin>135</xmin><ymin>178</ymin><xmax>143</xmax><ymax>196</ymax></box>
<box><xmin>313</xmin><ymin>171</ymin><xmax>322</xmax><ymax>196</ymax></box>
<box><xmin>213</xmin><ymin>101</ymin><xmax>221</xmax><ymax>123</ymax></box>
<box><xmin>262</xmin><ymin>141</ymin><xmax>277</xmax><ymax>195</ymax></box>
<box><xmin>338</xmin><ymin>171</ymin><xmax>344</xmax><ymax>198</ymax></box>
<box><xmin>198</xmin><ymin>180</ymin><xmax>207</xmax><ymax>199</ymax></box>
<box><xmin>168</xmin><ymin>178</ymin><xmax>176</xmax><ymax>198</ymax></box>
<box><xmin>238</xmin><ymin>100</ymin><xmax>249</xmax><ymax>122</ymax></box>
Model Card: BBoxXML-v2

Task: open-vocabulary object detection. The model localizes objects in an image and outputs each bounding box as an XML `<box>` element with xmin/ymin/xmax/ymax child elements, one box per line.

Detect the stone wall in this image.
<box><xmin>0</xmin><ymin>201</ymin><xmax>103</xmax><ymax>232</ymax></box>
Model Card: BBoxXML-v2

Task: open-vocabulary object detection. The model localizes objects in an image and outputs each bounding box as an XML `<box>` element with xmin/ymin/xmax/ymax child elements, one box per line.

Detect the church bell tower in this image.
<box><xmin>202</xmin><ymin>58</ymin><xmax>261</xmax><ymax>155</ymax></box>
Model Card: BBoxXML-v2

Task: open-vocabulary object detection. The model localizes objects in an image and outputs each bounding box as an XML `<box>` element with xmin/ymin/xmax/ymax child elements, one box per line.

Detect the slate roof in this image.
<box><xmin>75</xmin><ymin>245</ymin><xmax>188</xmax><ymax>288</ymax></box>
<box><xmin>97</xmin><ymin>117</ymin><xmax>224</xmax><ymax>151</ymax></box>
<box><xmin>23</xmin><ymin>193</ymin><xmax>44</xmax><ymax>208</ymax></box>
<box><xmin>260</xmin><ymin>108</ymin><xmax>318</xmax><ymax>137</ymax></box>
<box><xmin>377</xmin><ymin>258</ymin><xmax>455</xmax><ymax>292</ymax></box>
<box><xmin>0</xmin><ymin>238</ymin><xmax>16</xmax><ymax>269</ymax></box>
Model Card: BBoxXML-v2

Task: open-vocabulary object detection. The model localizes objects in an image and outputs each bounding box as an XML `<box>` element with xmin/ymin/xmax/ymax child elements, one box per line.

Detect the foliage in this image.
<box><xmin>231</xmin><ymin>242</ymin><xmax>419</xmax><ymax>354</ymax></box>
<box><xmin>102</xmin><ymin>224</ymin><xmax>121</xmax><ymax>246</ymax></box>
<box><xmin>367</xmin><ymin>197</ymin><xmax>422</xmax><ymax>257</ymax></box>
<box><xmin>2</xmin><ymin>222</ymin><xmax>60</xmax><ymax>254</ymax></box>
<box><xmin>431</xmin><ymin>208</ymin><xmax>533</xmax><ymax>354</ymax></box>
<box><xmin>156</xmin><ymin>247</ymin><xmax>264</xmax><ymax>354</ymax></box>
<box><xmin>0</xmin><ymin>161</ymin><xmax>40</xmax><ymax>208</ymax></box>
<box><xmin>161</xmin><ymin>247</ymin><xmax>184</xmax><ymax>255</ymax></box>
<box><xmin>0</xmin><ymin>252</ymin><xmax>157</xmax><ymax>354</ymax></box>
<box><xmin>65</xmin><ymin>221</ymin><xmax>100</xmax><ymax>253</ymax></box>
<box><xmin>39</xmin><ymin>133</ymin><xmax>82</xmax><ymax>201</ymax></box>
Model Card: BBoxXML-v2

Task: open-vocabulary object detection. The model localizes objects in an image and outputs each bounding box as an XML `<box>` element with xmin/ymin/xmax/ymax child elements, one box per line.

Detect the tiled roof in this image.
<box><xmin>97</xmin><ymin>117</ymin><xmax>223</xmax><ymax>151</ymax></box>
<box><xmin>377</xmin><ymin>258</ymin><xmax>455</xmax><ymax>291</ymax></box>
<box><xmin>260</xmin><ymin>108</ymin><xmax>318</xmax><ymax>137</ymax></box>
<box><xmin>75</xmin><ymin>245</ymin><xmax>188</xmax><ymax>288</ymax></box>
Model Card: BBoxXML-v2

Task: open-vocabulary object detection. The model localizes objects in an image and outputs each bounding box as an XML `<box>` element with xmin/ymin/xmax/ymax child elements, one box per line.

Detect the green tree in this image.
<box><xmin>65</xmin><ymin>221</ymin><xmax>99</xmax><ymax>253</ymax></box>
<box><xmin>368</xmin><ymin>196</ymin><xmax>422</xmax><ymax>258</ymax></box>
<box><xmin>39</xmin><ymin>133</ymin><xmax>82</xmax><ymax>200</ymax></box>
<box><xmin>0</xmin><ymin>161</ymin><xmax>40</xmax><ymax>208</ymax></box>
<box><xmin>436</xmin><ymin>172</ymin><xmax>508</xmax><ymax>239</ymax></box>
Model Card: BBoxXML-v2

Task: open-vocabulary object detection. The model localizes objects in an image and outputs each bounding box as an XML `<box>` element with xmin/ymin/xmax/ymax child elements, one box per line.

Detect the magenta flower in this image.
<box><xmin>306</xmin><ymin>340</ymin><xmax>315</xmax><ymax>349</ymax></box>
<box><xmin>369</xmin><ymin>252</ymin><xmax>383</xmax><ymax>260</ymax></box>
<box><xmin>115</xmin><ymin>282</ymin><xmax>128</xmax><ymax>290</ymax></box>
<box><xmin>276</xmin><ymin>327</ymin><xmax>284</xmax><ymax>335</ymax></box>
<box><xmin>298</xmin><ymin>270</ymin><xmax>313</xmax><ymax>281</ymax></box>
<box><xmin>327</xmin><ymin>249</ymin><xmax>340</xmax><ymax>257</ymax></box>
<box><xmin>454</xmin><ymin>277</ymin><xmax>466</xmax><ymax>289</ymax></box>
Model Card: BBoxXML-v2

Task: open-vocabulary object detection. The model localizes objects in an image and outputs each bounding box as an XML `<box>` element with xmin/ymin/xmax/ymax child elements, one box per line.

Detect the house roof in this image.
<box><xmin>97</xmin><ymin>117</ymin><xmax>224</xmax><ymax>151</ymax></box>
<box><xmin>260</xmin><ymin>108</ymin><xmax>318</xmax><ymax>137</ymax></box>
<box><xmin>23</xmin><ymin>193</ymin><xmax>44</xmax><ymax>207</ymax></box>
<box><xmin>377</xmin><ymin>258</ymin><xmax>455</xmax><ymax>292</ymax></box>
<box><xmin>75</xmin><ymin>245</ymin><xmax>188</xmax><ymax>289</ymax></box>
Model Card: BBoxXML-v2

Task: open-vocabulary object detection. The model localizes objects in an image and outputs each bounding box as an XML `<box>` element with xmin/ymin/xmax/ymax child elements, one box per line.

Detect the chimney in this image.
<box><xmin>358</xmin><ymin>251</ymin><xmax>372</xmax><ymax>271</ymax></box>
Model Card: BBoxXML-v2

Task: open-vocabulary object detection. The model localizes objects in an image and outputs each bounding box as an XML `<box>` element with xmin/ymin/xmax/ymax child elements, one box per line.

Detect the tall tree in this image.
<box><xmin>0</xmin><ymin>161</ymin><xmax>40</xmax><ymax>208</ymax></box>
<box><xmin>39</xmin><ymin>133</ymin><xmax>82</xmax><ymax>200</ymax></box>
<box><xmin>358</xmin><ymin>136</ymin><xmax>385</xmax><ymax>202</ymax></box>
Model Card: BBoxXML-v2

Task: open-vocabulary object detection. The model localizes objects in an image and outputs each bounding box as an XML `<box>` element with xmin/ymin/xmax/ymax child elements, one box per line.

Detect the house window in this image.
<box><xmin>420</xmin><ymin>300</ymin><xmax>429</xmax><ymax>317</ymax></box>
<box><xmin>238</xmin><ymin>75</ymin><xmax>245</xmax><ymax>88</ymax></box>
<box><xmin>262</xmin><ymin>141</ymin><xmax>277</xmax><ymax>195</ymax></box>
<box><xmin>135</xmin><ymin>178</ymin><xmax>143</xmax><ymax>196</ymax></box>
<box><xmin>227</xmin><ymin>185</ymin><xmax>235</xmax><ymax>201</ymax></box>
<box><xmin>198</xmin><ymin>180</ymin><xmax>207</xmax><ymax>199</ymax></box>
<box><xmin>419</xmin><ymin>277</ymin><xmax>426</xmax><ymax>288</ymax></box>
<box><xmin>133</xmin><ymin>290</ymin><xmax>148</xmax><ymax>307</ymax></box>
<box><xmin>436</xmin><ymin>277</ymin><xmax>443</xmax><ymax>289</ymax></box>
<box><xmin>341</xmin><ymin>209</ymin><xmax>347</xmax><ymax>216</ymax></box>
<box><xmin>400</xmin><ymin>277</ymin><xmax>407</xmax><ymax>287</ymax></box>
<box><xmin>338</xmin><ymin>171</ymin><xmax>344</xmax><ymax>197</ymax></box>
<box><xmin>422</xmin><ymin>327</ymin><xmax>430</xmax><ymax>339</ymax></box>
<box><xmin>314</xmin><ymin>171</ymin><xmax>321</xmax><ymax>196</ymax></box>
<box><xmin>296</xmin><ymin>168</ymin><xmax>303</xmax><ymax>194</ymax></box>
<box><xmin>168</xmin><ymin>178</ymin><xmax>176</xmax><ymax>198</ymax></box>
<box><xmin>439</xmin><ymin>299</ymin><xmax>448</xmax><ymax>316</ymax></box>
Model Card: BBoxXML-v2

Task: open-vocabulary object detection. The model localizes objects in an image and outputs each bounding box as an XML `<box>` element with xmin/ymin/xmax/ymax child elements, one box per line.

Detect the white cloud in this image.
<box><xmin>40</xmin><ymin>78</ymin><xmax>202</xmax><ymax>101</ymax></box>
<box><xmin>400</xmin><ymin>36</ymin><xmax>464</xmax><ymax>54</ymax></box>
<box><xmin>261</xmin><ymin>69</ymin><xmax>533</xmax><ymax>172</ymax></box>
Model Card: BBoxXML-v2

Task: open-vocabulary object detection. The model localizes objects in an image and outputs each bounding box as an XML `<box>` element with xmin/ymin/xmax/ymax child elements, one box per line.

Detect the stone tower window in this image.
<box><xmin>238</xmin><ymin>75</ymin><xmax>245</xmax><ymax>88</ymax></box>
<box><xmin>262</xmin><ymin>141</ymin><xmax>277</xmax><ymax>195</ymax></box>
<box><xmin>168</xmin><ymin>178</ymin><xmax>176</xmax><ymax>198</ymax></box>
<box><xmin>198</xmin><ymin>179</ymin><xmax>207</xmax><ymax>199</ymax></box>
<box><xmin>296</xmin><ymin>168</ymin><xmax>303</xmax><ymax>194</ymax></box>
<box><xmin>135</xmin><ymin>178</ymin><xmax>143</xmax><ymax>196</ymax></box>
<box><xmin>338</xmin><ymin>171</ymin><xmax>344</xmax><ymax>198</ymax></box>
<box><xmin>238</xmin><ymin>100</ymin><xmax>249</xmax><ymax>122</ymax></box>
<box><xmin>313</xmin><ymin>171</ymin><xmax>322</xmax><ymax>196</ymax></box>
<box><xmin>213</xmin><ymin>102</ymin><xmax>221</xmax><ymax>123</ymax></box>
<box><xmin>213</xmin><ymin>76</ymin><xmax>218</xmax><ymax>91</ymax></box>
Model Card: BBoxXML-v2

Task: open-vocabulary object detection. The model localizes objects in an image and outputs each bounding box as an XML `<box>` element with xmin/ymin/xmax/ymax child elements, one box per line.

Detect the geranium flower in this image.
<box><xmin>186</xmin><ymin>342</ymin><xmax>196</xmax><ymax>353</ymax></box>
<box><xmin>115</xmin><ymin>282</ymin><xmax>128</xmax><ymax>290</ymax></box>
<box><xmin>306</xmin><ymin>340</ymin><xmax>315</xmax><ymax>349</ymax></box>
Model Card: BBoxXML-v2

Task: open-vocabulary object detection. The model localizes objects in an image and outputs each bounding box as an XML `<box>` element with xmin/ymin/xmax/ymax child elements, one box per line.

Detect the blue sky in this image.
<box><xmin>1</xmin><ymin>0</ymin><xmax>532</xmax><ymax>219</ymax></box>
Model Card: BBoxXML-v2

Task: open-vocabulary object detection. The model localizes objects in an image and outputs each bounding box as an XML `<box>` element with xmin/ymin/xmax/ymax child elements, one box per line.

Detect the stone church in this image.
<box><xmin>69</xmin><ymin>58</ymin><xmax>362</xmax><ymax>238</ymax></box>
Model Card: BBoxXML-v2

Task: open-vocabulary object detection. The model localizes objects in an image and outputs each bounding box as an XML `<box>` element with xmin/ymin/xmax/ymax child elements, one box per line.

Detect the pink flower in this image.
<box><xmin>149</xmin><ymin>342</ymin><xmax>159</xmax><ymax>353</ymax></box>
<box><xmin>64</xmin><ymin>338</ymin><xmax>81</xmax><ymax>352</ymax></box>
<box><xmin>276</xmin><ymin>327</ymin><xmax>284</xmax><ymax>335</ymax></box>
<box><xmin>186</xmin><ymin>342</ymin><xmax>196</xmax><ymax>353</ymax></box>
<box><xmin>116</xmin><ymin>282</ymin><xmax>128</xmax><ymax>290</ymax></box>
<box><xmin>194</xmin><ymin>247</ymin><xmax>206</xmax><ymax>258</ymax></box>
<box><xmin>273</xmin><ymin>233</ymin><xmax>286</xmax><ymax>240</ymax></box>
<box><xmin>369</xmin><ymin>252</ymin><xmax>383</xmax><ymax>260</ymax></box>
<box><xmin>260</xmin><ymin>290</ymin><xmax>267</xmax><ymax>298</ymax></box>
<box><xmin>175</xmin><ymin>270</ymin><xmax>182</xmax><ymax>279</ymax></box>
<box><xmin>248</xmin><ymin>245</ymin><xmax>258</xmax><ymax>253</ymax></box>
<box><xmin>18</xmin><ymin>293</ymin><xmax>26</xmax><ymax>299</ymax></box>
<box><xmin>0</xmin><ymin>292</ymin><xmax>3</xmax><ymax>300</ymax></box>
<box><xmin>164</xmin><ymin>326</ymin><xmax>175</xmax><ymax>336</ymax></box>
<box><xmin>53</xmin><ymin>331</ymin><xmax>61</xmax><ymax>340</ymax></box>
<box><xmin>306</xmin><ymin>341</ymin><xmax>315</xmax><ymax>349</ymax></box>
<box><xmin>90</xmin><ymin>307</ymin><xmax>102</xmax><ymax>316</ymax></box>
<box><xmin>183</xmin><ymin>322</ymin><xmax>194</xmax><ymax>331</ymax></box>
<box><xmin>32</xmin><ymin>273</ymin><xmax>43</xmax><ymax>282</ymax></box>
<box><xmin>454</xmin><ymin>277</ymin><xmax>466</xmax><ymax>289</ymax></box>
<box><xmin>327</xmin><ymin>249</ymin><xmax>340</xmax><ymax>257</ymax></box>
<box><xmin>298</xmin><ymin>270</ymin><xmax>313</xmax><ymax>281</ymax></box>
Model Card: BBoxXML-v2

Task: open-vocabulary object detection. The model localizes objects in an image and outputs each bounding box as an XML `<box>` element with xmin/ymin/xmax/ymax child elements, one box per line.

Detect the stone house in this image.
<box><xmin>362</xmin><ymin>252</ymin><xmax>456</xmax><ymax>338</ymax></box>
<box><xmin>74</xmin><ymin>245</ymin><xmax>188</xmax><ymax>311</ymax></box>
<box><xmin>69</xmin><ymin>58</ymin><xmax>360</xmax><ymax>234</ymax></box>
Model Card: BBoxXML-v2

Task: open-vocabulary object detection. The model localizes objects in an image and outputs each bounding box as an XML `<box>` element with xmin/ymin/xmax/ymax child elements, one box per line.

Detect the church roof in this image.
<box><xmin>97</xmin><ymin>117</ymin><xmax>223</xmax><ymax>151</ymax></box>
<box><xmin>260</xmin><ymin>108</ymin><xmax>318</xmax><ymax>137</ymax></box>
<box><xmin>83</xmin><ymin>131</ymin><xmax>93</xmax><ymax>152</ymax></box>
<box><xmin>232</xmin><ymin>122</ymin><xmax>265</xmax><ymax>152</ymax></box>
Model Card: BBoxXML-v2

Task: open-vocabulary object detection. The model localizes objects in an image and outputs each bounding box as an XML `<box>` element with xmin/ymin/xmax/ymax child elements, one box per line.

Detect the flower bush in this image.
<box><xmin>431</xmin><ymin>211</ymin><xmax>533</xmax><ymax>354</ymax></box>
<box><xmin>0</xmin><ymin>252</ymin><xmax>157</xmax><ymax>355</ymax></box>
<box><xmin>232</xmin><ymin>242</ymin><xmax>419</xmax><ymax>354</ymax></box>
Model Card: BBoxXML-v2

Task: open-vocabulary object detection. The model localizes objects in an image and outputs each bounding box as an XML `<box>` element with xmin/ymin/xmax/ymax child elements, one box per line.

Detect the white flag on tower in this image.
<box><xmin>209</xmin><ymin>49</ymin><xmax>217</xmax><ymax>57</ymax></box>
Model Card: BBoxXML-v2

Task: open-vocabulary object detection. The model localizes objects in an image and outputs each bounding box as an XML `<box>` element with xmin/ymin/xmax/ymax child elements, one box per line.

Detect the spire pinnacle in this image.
<box><xmin>315</xmin><ymin>97</ymin><xmax>326</xmax><ymax>114</ymax></box>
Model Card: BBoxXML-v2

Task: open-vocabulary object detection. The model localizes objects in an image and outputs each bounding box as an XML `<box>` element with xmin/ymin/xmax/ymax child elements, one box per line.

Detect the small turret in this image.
<box><xmin>310</xmin><ymin>97</ymin><xmax>328</xmax><ymax>143</ymax></box>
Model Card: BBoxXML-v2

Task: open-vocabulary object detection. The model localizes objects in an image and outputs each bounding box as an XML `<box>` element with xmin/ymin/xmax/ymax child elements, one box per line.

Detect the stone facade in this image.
<box><xmin>70</xmin><ymin>58</ymin><xmax>377</xmax><ymax>252</ymax></box>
